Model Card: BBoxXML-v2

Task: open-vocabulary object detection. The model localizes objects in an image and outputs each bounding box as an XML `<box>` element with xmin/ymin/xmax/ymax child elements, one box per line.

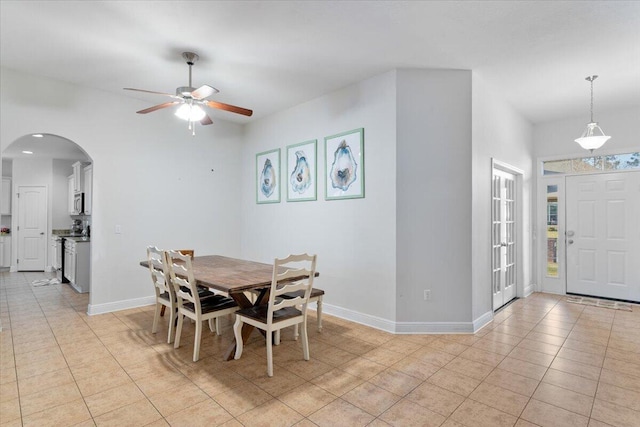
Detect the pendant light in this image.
<box><xmin>575</xmin><ymin>75</ymin><xmax>610</xmax><ymax>152</ymax></box>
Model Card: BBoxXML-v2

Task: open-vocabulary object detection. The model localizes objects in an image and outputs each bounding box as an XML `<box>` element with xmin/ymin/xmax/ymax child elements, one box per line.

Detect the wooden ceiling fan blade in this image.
<box><xmin>205</xmin><ymin>100</ymin><xmax>253</xmax><ymax>117</ymax></box>
<box><xmin>136</xmin><ymin>101</ymin><xmax>180</xmax><ymax>114</ymax></box>
<box><xmin>200</xmin><ymin>114</ymin><xmax>213</xmax><ymax>125</ymax></box>
<box><xmin>191</xmin><ymin>84</ymin><xmax>219</xmax><ymax>100</ymax></box>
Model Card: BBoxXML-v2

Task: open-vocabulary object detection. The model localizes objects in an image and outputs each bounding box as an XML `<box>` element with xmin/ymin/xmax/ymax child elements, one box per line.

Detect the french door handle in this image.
<box><xmin>500</xmin><ymin>242</ymin><xmax>508</xmax><ymax>247</ymax></box>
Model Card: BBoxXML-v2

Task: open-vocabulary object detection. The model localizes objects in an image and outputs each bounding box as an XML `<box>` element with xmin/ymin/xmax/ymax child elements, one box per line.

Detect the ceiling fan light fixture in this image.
<box><xmin>575</xmin><ymin>75</ymin><xmax>610</xmax><ymax>152</ymax></box>
<box><xmin>175</xmin><ymin>103</ymin><xmax>206</xmax><ymax>122</ymax></box>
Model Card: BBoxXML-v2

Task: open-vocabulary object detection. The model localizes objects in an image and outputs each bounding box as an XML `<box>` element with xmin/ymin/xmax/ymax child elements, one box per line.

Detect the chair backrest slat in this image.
<box><xmin>147</xmin><ymin>246</ymin><xmax>172</xmax><ymax>299</ymax></box>
<box><xmin>167</xmin><ymin>249</ymin><xmax>201</xmax><ymax>313</ymax></box>
<box><xmin>267</xmin><ymin>253</ymin><xmax>317</xmax><ymax>323</ymax></box>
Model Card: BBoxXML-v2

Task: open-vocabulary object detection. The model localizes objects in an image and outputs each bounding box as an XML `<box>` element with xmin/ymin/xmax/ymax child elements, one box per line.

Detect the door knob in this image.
<box><xmin>500</xmin><ymin>242</ymin><xmax>508</xmax><ymax>247</ymax></box>
<box><xmin>40</xmin><ymin>232</ymin><xmax>44</xmax><ymax>235</ymax></box>
<box><xmin>566</xmin><ymin>230</ymin><xmax>575</xmax><ymax>237</ymax></box>
<box><xmin>568</xmin><ymin>239</ymin><xmax>574</xmax><ymax>245</ymax></box>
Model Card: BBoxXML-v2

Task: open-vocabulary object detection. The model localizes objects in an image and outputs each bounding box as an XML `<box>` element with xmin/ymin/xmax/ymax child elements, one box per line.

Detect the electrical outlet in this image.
<box><xmin>115</xmin><ymin>224</ymin><xmax>122</xmax><ymax>234</ymax></box>
<box><xmin>424</xmin><ymin>290</ymin><xmax>431</xmax><ymax>301</ymax></box>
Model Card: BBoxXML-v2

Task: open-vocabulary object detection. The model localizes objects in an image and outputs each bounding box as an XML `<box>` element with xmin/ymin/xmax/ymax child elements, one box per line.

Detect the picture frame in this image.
<box><xmin>324</xmin><ymin>128</ymin><xmax>364</xmax><ymax>200</ymax></box>
<box><xmin>286</xmin><ymin>139</ymin><xmax>317</xmax><ymax>202</ymax></box>
<box><xmin>256</xmin><ymin>148</ymin><xmax>281</xmax><ymax>204</ymax></box>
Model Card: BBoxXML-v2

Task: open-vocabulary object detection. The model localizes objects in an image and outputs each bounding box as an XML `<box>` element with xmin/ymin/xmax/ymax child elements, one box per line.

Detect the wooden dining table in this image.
<box><xmin>140</xmin><ymin>254</ymin><xmax>317</xmax><ymax>360</ymax></box>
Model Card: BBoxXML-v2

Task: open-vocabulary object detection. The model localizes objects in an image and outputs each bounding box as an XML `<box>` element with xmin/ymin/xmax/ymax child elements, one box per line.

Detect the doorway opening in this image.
<box><xmin>1</xmin><ymin>133</ymin><xmax>93</xmax><ymax>298</ymax></box>
<box><xmin>538</xmin><ymin>153</ymin><xmax>640</xmax><ymax>302</ymax></box>
<box><xmin>491</xmin><ymin>159</ymin><xmax>525</xmax><ymax>312</ymax></box>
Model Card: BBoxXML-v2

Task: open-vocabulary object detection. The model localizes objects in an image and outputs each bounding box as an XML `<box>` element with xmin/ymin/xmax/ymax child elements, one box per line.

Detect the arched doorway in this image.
<box><xmin>1</xmin><ymin>133</ymin><xmax>93</xmax><ymax>296</ymax></box>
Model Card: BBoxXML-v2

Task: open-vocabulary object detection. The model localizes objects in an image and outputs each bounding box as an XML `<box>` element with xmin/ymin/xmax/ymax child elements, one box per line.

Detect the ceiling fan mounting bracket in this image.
<box><xmin>182</xmin><ymin>52</ymin><xmax>199</xmax><ymax>65</ymax></box>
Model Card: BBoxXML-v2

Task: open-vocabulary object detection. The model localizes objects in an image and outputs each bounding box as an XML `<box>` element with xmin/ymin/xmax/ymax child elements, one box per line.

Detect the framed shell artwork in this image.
<box><xmin>324</xmin><ymin>128</ymin><xmax>364</xmax><ymax>200</ymax></box>
<box><xmin>256</xmin><ymin>148</ymin><xmax>281</xmax><ymax>204</ymax></box>
<box><xmin>287</xmin><ymin>139</ymin><xmax>317</xmax><ymax>202</ymax></box>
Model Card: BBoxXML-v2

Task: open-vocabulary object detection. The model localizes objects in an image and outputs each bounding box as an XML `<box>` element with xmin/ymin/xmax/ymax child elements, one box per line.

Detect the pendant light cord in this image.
<box><xmin>587</xmin><ymin>75</ymin><xmax>597</xmax><ymax>123</ymax></box>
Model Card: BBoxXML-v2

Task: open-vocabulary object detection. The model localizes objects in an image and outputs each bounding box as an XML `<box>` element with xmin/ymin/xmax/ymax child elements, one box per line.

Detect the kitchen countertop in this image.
<box><xmin>64</xmin><ymin>235</ymin><xmax>90</xmax><ymax>243</ymax></box>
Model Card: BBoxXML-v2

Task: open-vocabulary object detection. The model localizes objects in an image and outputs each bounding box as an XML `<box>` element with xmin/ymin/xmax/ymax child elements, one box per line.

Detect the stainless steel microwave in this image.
<box><xmin>74</xmin><ymin>192</ymin><xmax>84</xmax><ymax>214</ymax></box>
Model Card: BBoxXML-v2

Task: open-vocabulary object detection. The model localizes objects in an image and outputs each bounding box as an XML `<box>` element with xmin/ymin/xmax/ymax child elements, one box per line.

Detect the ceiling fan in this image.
<box><xmin>124</xmin><ymin>52</ymin><xmax>253</xmax><ymax>134</ymax></box>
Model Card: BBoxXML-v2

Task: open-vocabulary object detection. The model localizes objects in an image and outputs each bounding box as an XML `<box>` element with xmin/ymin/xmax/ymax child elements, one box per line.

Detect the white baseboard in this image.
<box><xmin>88</xmin><ymin>296</ymin><xmax>155</xmax><ymax>315</ymax></box>
<box><xmin>473</xmin><ymin>310</ymin><xmax>494</xmax><ymax>332</ymax></box>
<box><xmin>523</xmin><ymin>283</ymin><xmax>535</xmax><ymax>297</ymax></box>
<box><xmin>323</xmin><ymin>303</ymin><xmax>490</xmax><ymax>334</ymax></box>
<box><xmin>322</xmin><ymin>303</ymin><xmax>397</xmax><ymax>333</ymax></box>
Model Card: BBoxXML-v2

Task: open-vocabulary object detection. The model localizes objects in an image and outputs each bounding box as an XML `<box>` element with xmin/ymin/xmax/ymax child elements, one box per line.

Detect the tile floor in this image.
<box><xmin>1</xmin><ymin>271</ymin><xmax>640</xmax><ymax>427</ymax></box>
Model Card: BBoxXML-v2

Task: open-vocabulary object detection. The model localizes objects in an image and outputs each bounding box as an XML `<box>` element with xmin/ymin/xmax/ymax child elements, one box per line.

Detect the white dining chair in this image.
<box><xmin>147</xmin><ymin>246</ymin><xmax>177</xmax><ymax>344</ymax></box>
<box><xmin>167</xmin><ymin>250</ymin><xmax>239</xmax><ymax>362</ymax></box>
<box><xmin>233</xmin><ymin>253</ymin><xmax>317</xmax><ymax>377</ymax></box>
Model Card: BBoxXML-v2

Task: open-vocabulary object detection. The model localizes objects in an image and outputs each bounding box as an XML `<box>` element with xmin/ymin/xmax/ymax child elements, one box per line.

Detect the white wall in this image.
<box><xmin>240</xmin><ymin>71</ymin><xmax>398</xmax><ymax>327</ymax></box>
<box><xmin>1</xmin><ymin>67</ymin><xmax>244</xmax><ymax>313</ymax></box>
<box><xmin>471</xmin><ymin>73</ymin><xmax>534</xmax><ymax>321</ymax></box>
<box><xmin>396</xmin><ymin>69</ymin><xmax>474</xmax><ymax>326</ymax></box>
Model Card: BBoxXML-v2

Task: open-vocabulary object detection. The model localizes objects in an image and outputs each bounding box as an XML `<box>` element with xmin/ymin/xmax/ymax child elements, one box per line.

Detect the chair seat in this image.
<box><xmin>181</xmin><ymin>294</ymin><xmax>237</xmax><ymax>314</ymax></box>
<box><xmin>280</xmin><ymin>288</ymin><xmax>324</xmax><ymax>300</ymax></box>
<box><xmin>237</xmin><ymin>305</ymin><xmax>301</xmax><ymax>323</ymax></box>
<box><xmin>159</xmin><ymin>291</ymin><xmax>172</xmax><ymax>301</ymax></box>
<box><xmin>178</xmin><ymin>286</ymin><xmax>216</xmax><ymax>299</ymax></box>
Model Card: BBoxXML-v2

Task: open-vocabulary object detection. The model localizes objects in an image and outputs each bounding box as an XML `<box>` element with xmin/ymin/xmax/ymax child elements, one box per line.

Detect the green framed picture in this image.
<box><xmin>287</xmin><ymin>139</ymin><xmax>317</xmax><ymax>202</ymax></box>
<box><xmin>256</xmin><ymin>148</ymin><xmax>281</xmax><ymax>204</ymax></box>
<box><xmin>324</xmin><ymin>128</ymin><xmax>364</xmax><ymax>200</ymax></box>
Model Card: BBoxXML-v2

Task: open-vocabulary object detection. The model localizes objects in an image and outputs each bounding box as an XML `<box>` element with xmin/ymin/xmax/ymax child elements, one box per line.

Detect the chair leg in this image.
<box><xmin>316</xmin><ymin>297</ymin><xmax>323</xmax><ymax>332</ymax></box>
<box><xmin>215</xmin><ymin>317</ymin><xmax>222</xmax><ymax>335</ymax></box>
<box><xmin>167</xmin><ymin>307</ymin><xmax>176</xmax><ymax>344</ymax></box>
<box><xmin>266</xmin><ymin>331</ymin><xmax>274</xmax><ymax>377</ymax></box>
<box><xmin>193</xmin><ymin>320</ymin><xmax>202</xmax><ymax>362</ymax></box>
<box><xmin>274</xmin><ymin>329</ymin><xmax>280</xmax><ymax>345</ymax></box>
<box><xmin>208</xmin><ymin>318</ymin><xmax>215</xmax><ymax>333</ymax></box>
<box><xmin>233</xmin><ymin>316</ymin><xmax>244</xmax><ymax>360</ymax></box>
<box><xmin>174</xmin><ymin>314</ymin><xmax>184</xmax><ymax>349</ymax></box>
<box><xmin>301</xmin><ymin>319</ymin><xmax>310</xmax><ymax>361</ymax></box>
<box><xmin>152</xmin><ymin>303</ymin><xmax>161</xmax><ymax>334</ymax></box>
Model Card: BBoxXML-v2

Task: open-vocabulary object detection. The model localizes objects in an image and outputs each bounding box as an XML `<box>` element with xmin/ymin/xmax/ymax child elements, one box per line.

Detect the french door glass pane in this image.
<box><xmin>546</xmin><ymin>185</ymin><xmax>558</xmax><ymax>277</ymax></box>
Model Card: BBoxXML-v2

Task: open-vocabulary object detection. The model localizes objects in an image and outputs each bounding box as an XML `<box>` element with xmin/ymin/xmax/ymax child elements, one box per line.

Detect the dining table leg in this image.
<box><xmin>223</xmin><ymin>289</ymin><xmax>269</xmax><ymax>361</ymax></box>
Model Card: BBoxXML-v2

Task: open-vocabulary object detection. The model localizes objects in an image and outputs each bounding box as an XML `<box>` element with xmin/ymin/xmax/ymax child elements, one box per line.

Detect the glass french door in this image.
<box><xmin>492</xmin><ymin>169</ymin><xmax>517</xmax><ymax>311</ymax></box>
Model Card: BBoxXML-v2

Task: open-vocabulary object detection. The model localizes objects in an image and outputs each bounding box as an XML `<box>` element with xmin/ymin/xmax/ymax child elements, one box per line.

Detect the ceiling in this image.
<box><xmin>1</xmin><ymin>1</ymin><xmax>639</xmax><ymax>137</ymax></box>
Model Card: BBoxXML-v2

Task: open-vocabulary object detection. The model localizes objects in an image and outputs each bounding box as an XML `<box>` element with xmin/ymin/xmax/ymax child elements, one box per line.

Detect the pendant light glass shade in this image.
<box><xmin>175</xmin><ymin>103</ymin><xmax>206</xmax><ymax>122</ymax></box>
<box><xmin>575</xmin><ymin>122</ymin><xmax>611</xmax><ymax>151</ymax></box>
<box><xmin>575</xmin><ymin>75</ymin><xmax>610</xmax><ymax>152</ymax></box>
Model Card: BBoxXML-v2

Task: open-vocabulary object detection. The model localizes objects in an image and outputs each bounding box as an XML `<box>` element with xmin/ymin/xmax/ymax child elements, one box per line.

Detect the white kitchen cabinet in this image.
<box><xmin>64</xmin><ymin>238</ymin><xmax>89</xmax><ymax>293</ymax></box>
<box><xmin>1</xmin><ymin>178</ymin><xmax>11</xmax><ymax>215</ymax></box>
<box><xmin>50</xmin><ymin>235</ymin><xmax>59</xmax><ymax>270</ymax></box>
<box><xmin>83</xmin><ymin>164</ymin><xmax>92</xmax><ymax>215</ymax></box>
<box><xmin>72</xmin><ymin>161</ymin><xmax>84</xmax><ymax>194</ymax></box>
<box><xmin>68</xmin><ymin>175</ymin><xmax>78</xmax><ymax>215</ymax></box>
<box><xmin>64</xmin><ymin>239</ymin><xmax>75</xmax><ymax>284</ymax></box>
<box><xmin>0</xmin><ymin>235</ymin><xmax>10</xmax><ymax>267</ymax></box>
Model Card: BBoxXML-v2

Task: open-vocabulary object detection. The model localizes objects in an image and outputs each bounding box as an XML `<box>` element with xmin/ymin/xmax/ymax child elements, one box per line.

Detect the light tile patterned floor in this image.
<box><xmin>2</xmin><ymin>271</ymin><xmax>640</xmax><ymax>426</ymax></box>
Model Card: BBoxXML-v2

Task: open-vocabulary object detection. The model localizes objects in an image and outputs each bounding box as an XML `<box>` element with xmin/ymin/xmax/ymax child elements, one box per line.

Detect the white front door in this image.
<box><xmin>492</xmin><ymin>169</ymin><xmax>517</xmax><ymax>310</ymax></box>
<box><xmin>566</xmin><ymin>171</ymin><xmax>640</xmax><ymax>302</ymax></box>
<box><xmin>17</xmin><ymin>186</ymin><xmax>47</xmax><ymax>271</ymax></box>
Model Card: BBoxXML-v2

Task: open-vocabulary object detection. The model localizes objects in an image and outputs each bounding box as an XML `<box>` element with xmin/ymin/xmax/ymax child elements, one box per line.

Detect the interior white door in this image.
<box><xmin>17</xmin><ymin>186</ymin><xmax>47</xmax><ymax>271</ymax></box>
<box><xmin>566</xmin><ymin>172</ymin><xmax>640</xmax><ymax>302</ymax></box>
<box><xmin>492</xmin><ymin>169</ymin><xmax>517</xmax><ymax>310</ymax></box>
